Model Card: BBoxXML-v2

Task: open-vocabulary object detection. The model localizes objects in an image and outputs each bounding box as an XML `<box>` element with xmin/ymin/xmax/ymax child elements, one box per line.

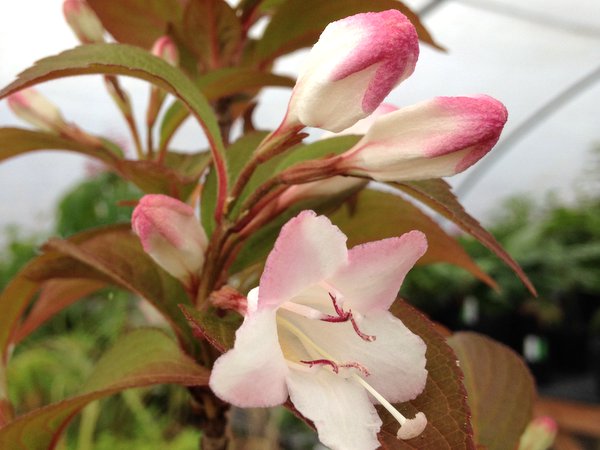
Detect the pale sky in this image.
<box><xmin>0</xmin><ymin>0</ymin><xmax>599</xmax><ymax>239</ymax></box>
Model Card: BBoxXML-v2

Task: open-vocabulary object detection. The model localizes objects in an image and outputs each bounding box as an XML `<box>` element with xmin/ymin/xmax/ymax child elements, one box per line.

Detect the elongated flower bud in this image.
<box><xmin>63</xmin><ymin>0</ymin><xmax>105</xmax><ymax>44</ymax></box>
<box><xmin>336</xmin><ymin>95</ymin><xmax>508</xmax><ymax>181</ymax></box>
<box><xmin>518</xmin><ymin>416</ymin><xmax>557</xmax><ymax>450</ymax></box>
<box><xmin>7</xmin><ymin>88</ymin><xmax>67</xmax><ymax>133</ymax></box>
<box><xmin>151</xmin><ymin>36</ymin><xmax>179</xmax><ymax>66</ymax></box>
<box><xmin>284</xmin><ymin>10</ymin><xmax>419</xmax><ymax>133</ymax></box>
<box><xmin>132</xmin><ymin>194</ymin><xmax>208</xmax><ymax>289</ymax></box>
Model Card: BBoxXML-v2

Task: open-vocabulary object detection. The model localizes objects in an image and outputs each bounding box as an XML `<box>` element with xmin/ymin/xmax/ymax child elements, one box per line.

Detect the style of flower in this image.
<box><xmin>210</xmin><ymin>211</ymin><xmax>429</xmax><ymax>449</ymax></box>
<box><xmin>132</xmin><ymin>194</ymin><xmax>207</xmax><ymax>290</ymax></box>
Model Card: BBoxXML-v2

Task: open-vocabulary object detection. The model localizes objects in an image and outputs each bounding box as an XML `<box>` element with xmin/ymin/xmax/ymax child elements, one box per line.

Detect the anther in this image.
<box><xmin>322</xmin><ymin>293</ymin><xmax>376</xmax><ymax>342</ymax></box>
<box><xmin>301</xmin><ymin>359</ymin><xmax>340</xmax><ymax>373</ymax></box>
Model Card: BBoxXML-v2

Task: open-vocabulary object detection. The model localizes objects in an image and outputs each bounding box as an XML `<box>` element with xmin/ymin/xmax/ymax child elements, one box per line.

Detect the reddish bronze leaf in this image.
<box><xmin>379</xmin><ymin>302</ymin><xmax>475</xmax><ymax>449</ymax></box>
<box><xmin>87</xmin><ymin>0</ymin><xmax>185</xmax><ymax>48</ymax></box>
<box><xmin>330</xmin><ymin>189</ymin><xmax>497</xmax><ymax>289</ymax></box>
<box><xmin>393</xmin><ymin>179</ymin><xmax>536</xmax><ymax>295</ymax></box>
<box><xmin>448</xmin><ymin>332</ymin><xmax>535</xmax><ymax>450</ymax></box>
<box><xmin>13</xmin><ymin>279</ymin><xmax>106</xmax><ymax>344</ymax></box>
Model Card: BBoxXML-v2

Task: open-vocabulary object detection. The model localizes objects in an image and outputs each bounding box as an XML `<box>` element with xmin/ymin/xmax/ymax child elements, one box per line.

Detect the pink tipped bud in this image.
<box><xmin>210</xmin><ymin>286</ymin><xmax>248</xmax><ymax>315</ymax></box>
<box><xmin>7</xmin><ymin>88</ymin><xmax>67</xmax><ymax>133</ymax></box>
<box><xmin>132</xmin><ymin>194</ymin><xmax>208</xmax><ymax>288</ymax></box>
<box><xmin>337</xmin><ymin>95</ymin><xmax>508</xmax><ymax>181</ymax></box>
<box><xmin>284</xmin><ymin>10</ymin><xmax>419</xmax><ymax>133</ymax></box>
<box><xmin>518</xmin><ymin>416</ymin><xmax>557</xmax><ymax>450</ymax></box>
<box><xmin>151</xmin><ymin>36</ymin><xmax>179</xmax><ymax>66</ymax></box>
<box><xmin>63</xmin><ymin>0</ymin><xmax>105</xmax><ymax>44</ymax></box>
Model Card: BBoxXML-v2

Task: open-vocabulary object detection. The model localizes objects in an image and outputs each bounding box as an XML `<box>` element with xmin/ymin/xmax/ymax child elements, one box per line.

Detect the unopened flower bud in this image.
<box><xmin>63</xmin><ymin>0</ymin><xmax>105</xmax><ymax>44</ymax></box>
<box><xmin>209</xmin><ymin>286</ymin><xmax>248</xmax><ymax>315</ymax></box>
<box><xmin>518</xmin><ymin>416</ymin><xmax>557</xmax><ymax>450</ymax></box>
<box><xmin>151</xmin><ymin>36</ymin><xmax>179</xmax><ymax>66</ymax></box>
<box><xmin>7</xmin><ymin>88</ymin><xmax>67</xmax><ymax>133</ymax></box>
<box><xmin>284</xmin><ymin>10</ymin><xmax>419</xmax><ymax>133</ymax></box>
<box><xmin>132</xmin><ymin>194</ymin><xmax>208</xmax><ymax>289</ymax></box>
<box><xmin>336</xmin><ymin>95</ymin><xmax>508</xmax><ymax>181</ymax></box>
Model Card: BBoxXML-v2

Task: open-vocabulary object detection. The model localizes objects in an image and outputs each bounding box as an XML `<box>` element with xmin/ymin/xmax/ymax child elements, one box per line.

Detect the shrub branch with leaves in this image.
<box><xmin>0</xmin><ymin>1</ymin><xmax>540</xmax><ymax>449</ymax></box>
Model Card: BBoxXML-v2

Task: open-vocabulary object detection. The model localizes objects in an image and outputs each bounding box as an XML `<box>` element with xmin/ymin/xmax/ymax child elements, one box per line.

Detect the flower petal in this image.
<box><xmin>329</xmin><ymin>231</ymin><xmax>427</xmax><ymax>314</ymax></box>
<box><xmin>289</xmin><ymin>311</ymin><xmax>427</xmax><ymax>404</ymax></box>
<box><xmin>209</xmin><ymin>309</ymin><xmax>289</xmax><ymax>407</ymax></box>
<box><xmin>259</xmin><ymin>211</ymin><xmax>348</xmax><ymax>310</ymax></box>
<box><xmin>339</xmin><ymin>95</ymin><xmax>507</xmax><ymax>181</ymax></box>
<box><xmin>287</xmin><ymin>368</ymin><xmax>382</xmax><ymax>450</ymax></box>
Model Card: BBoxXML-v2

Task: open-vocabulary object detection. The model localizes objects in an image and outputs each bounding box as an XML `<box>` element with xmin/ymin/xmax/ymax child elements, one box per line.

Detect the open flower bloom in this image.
<box><xmin>210</xmin><ymin>211</ymin><xmax>428</xmax><ymax>449</ymax></box>
<box><xmin>7</xmin><ymin>88</ymin><xmax>67</xmax><ymax>133</ymax></box>
<box><xmin>132</xmin><ymin>194</ymin><xmax>207</xmax><ymax>289</ymax></box>
<box><xmin>334</xmin><ymin>95</ymin><xmax>508</xmax><ymax>181</ymax></box>
<box><xmin>283</xmin><ymin>10</ymin><xmax>419</xmax><ymax>133</ymax></box>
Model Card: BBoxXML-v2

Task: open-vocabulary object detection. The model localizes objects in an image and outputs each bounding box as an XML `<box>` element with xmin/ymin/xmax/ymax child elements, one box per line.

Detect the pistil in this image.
<box><xmin>352</xmin><ymin>375</ymin><xmax>427</xmax><ymax>440</ymax></box>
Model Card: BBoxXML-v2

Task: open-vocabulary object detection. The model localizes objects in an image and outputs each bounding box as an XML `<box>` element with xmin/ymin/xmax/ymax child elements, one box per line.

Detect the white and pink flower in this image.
<box><xmin>335</xmin><ymin>95</ymin><xmax>508</xmax><ymax>181</ymax></box>
<box><xmin>283</xmin><ymin>10</ymin><xmax>419</xmax><ymax>133</ymax></box>
<box><xmin>132</xmin><ymin>194</ymin><xmax>207</xmax><ymax>289</ymax></box>
<box><xmin>210</xmin><ymin>211</ymin><xmax>429</xmax><ymax>449</ymax></box>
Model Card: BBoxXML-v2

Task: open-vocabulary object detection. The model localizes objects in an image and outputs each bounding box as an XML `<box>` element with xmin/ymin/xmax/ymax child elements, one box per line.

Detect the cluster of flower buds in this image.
<box><xmin>274</xmin><ymin>9</ymin><xmax>507</xmax><ymax>189</ymax></box>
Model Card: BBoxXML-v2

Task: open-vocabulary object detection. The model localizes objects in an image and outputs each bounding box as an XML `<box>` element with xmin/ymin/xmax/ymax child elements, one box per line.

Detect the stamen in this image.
<box><xmin>301</xmin><ymin>359</ymin><xmax>340</xmax><ymax>373</ymax></box>
<box><xmin>339</xmin><ymin>362</ymin><xmax>371</xmax><ymax>377</ymax></box>
<box><xmin>322</xmin><ymin>293</ymin><xmax>376</xmax><ymax>342</ymax></box>
<box><xmin>352</xmin><ymin>374</ymin><xmax>427</xmax><ymax>440</ymax></box>
<box><xmin>300</xmin><ymin>359</ymin><xmax>371</xmax><ymax>376</ymax></box>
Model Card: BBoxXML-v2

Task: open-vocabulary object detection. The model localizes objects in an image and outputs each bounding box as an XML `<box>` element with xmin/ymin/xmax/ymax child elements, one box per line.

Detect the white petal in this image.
<box><xmin>329</xmin><ymin>231</ymin><xmax>427</xmax><ymax>314</ymax></box>
<box><xmin>287</xmin><ymin>368</ymin><xmax>382</xmax><ymax>450</ymax></box>
<box><xmin>209</xmin><ymin>310</ymin><xmax>289</xmax><ymax>407</ymax></box>
<box><xmin>258</xmin><ymin>211</ymin><xmax>347</xmax><ymax>310</ymax></box>
<box><xmin>289</xmin><ymin>311</ymin><xmax>427</xmax><ymax>404</ymax></box>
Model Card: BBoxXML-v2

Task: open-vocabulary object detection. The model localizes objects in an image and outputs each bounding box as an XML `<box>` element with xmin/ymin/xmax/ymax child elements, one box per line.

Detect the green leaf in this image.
<box><xmin>159</xmin><ymin>69</ymin><xmax>294</xmax><ymax>149</ymax></box>
<box><xmin>0</xmin><ymin>127</ymin><xmax>122</xmax><ymax>165</ymax></box>
<box><xmin>330</xmin><ymin>189</ymin><xmax>497</xmax><ymax>289</ymax></box>
<box><xmin>117</xmin><ymin>159</ymin><xmax>200</xmax><ymax>199</ymax></box>
<box><xmin>202</xmin><ymin>131</ymin><xmax>269</xmax><ymax>236</ymax></box>
<box><xmin>392</xmin><ymin>179</ymin><xmax>536</xmax><ymax>295</ymax></box>
<box><xmin>379</xmin><ymin>302</ymin><xmax>475</xmax><ymax>449</ymax></box>
<box><xmin>174</xmin><ymin>0</ymin><xmax>242</xmax><ymax>68</ymax></box>
<box><xmin>163</xmin><ymin>150</ymin><xmax>212</xmax><ymax>179</ymax></box>
<box><xmin>275</xmin><ymin>134</ymin><xmax>361</xmax><ymax>172</ymax></box>
<box><xmin>254</xmin><ymin>0</ymin><xmax>443</xmax><ymax>64</ymax></box>
<box><xmin>0</xmin><ymin>328</ymin><xmax>208</xmax><ymax>450</ymax></box>
<box><xmin>180</xmin><ymin>304</ymin><xmax>241</xmax><ymax>353</ymax></box>
<box><xmin>0</xmin><ymin>43</ymin><xmax>227</xmax><ymax>205</ymax></box>
<box><xmin>198</xmin><ymin>68</ymin><xmax>295</xmax><ymax>100</ymax></box>
<box><xmin>88</xmin><ymin>0</ymin><xmax>184</xmax><ymax>49</ymax></box>
<box><xmin>448</xmin><ymin>332</ymin><xmax>535</xmax><ymax>450</ymax></box>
